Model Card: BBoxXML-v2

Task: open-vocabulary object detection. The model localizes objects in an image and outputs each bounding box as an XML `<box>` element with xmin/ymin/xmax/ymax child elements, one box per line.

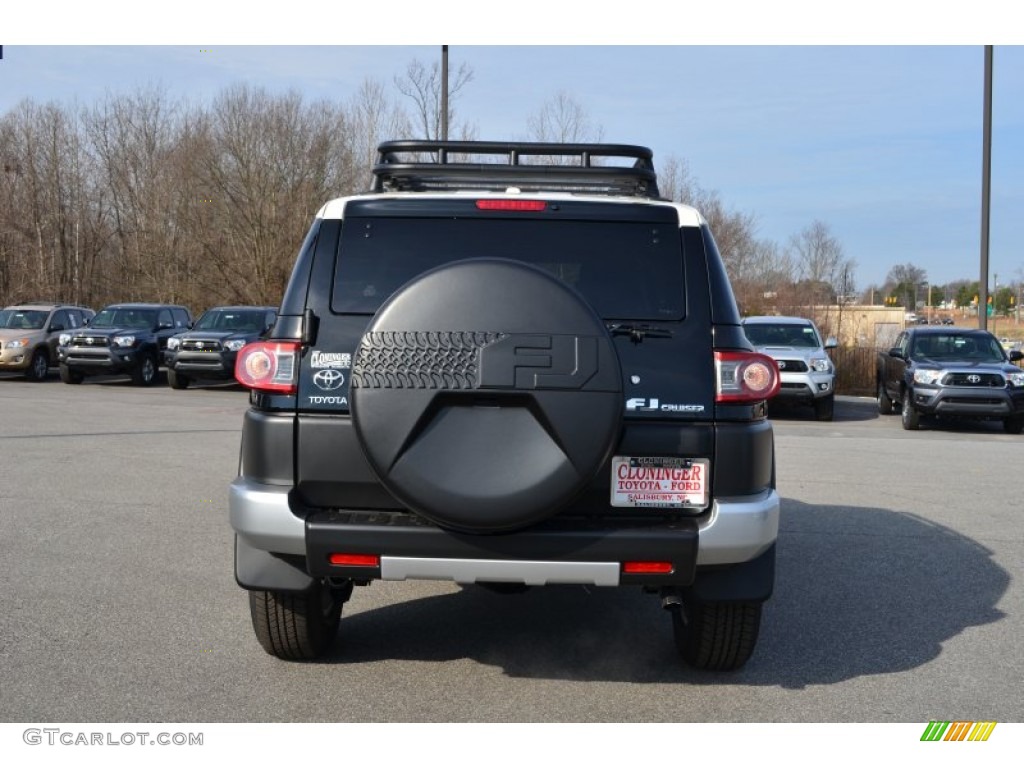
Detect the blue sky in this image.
<box><xmin>3</xmin><ymin>4</ymin><xmax>1023</xmax><ymax>291</ymax></box>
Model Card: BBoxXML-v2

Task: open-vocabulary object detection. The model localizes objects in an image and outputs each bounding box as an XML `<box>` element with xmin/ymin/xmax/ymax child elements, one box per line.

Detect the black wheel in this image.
<box><xmin>59</xmin><ymin>363</ymin><xmax>84</xmax><ymax>385</ymax></box>
<box><xmin>877</xmin><ymin>380</ymin><xmax>894</xmax><ymax>415</ymax></box>
<box><xmin>131</xmin><ymin>353</ymin><xmax>157</xmax><ymax>386</ymax></box>
<box><xmin>671</xmin><ymin>601</ymin><xmax>762</xmax><ymax>671</ymax></box>
<box><xmin>27</xmin><ymin>348</ymin><xmax>50</xmax><ymax>381</ymax></box>
<box><xmin>901</xmin><ymin>390</ymin><xmax>920</xmax><ymax>430</ymax></box>
<box><xmin>167</xmin><ymin>369</ymin><xmax>189</xmax><ymax>390</ymax></box>
<box><xmin>813</xmin><ymin>393</ymin><xmax>834</xmax><ymax>421</ymax></box>
<box><xmin>249</xmin><ymin>581</ymin><xmax>350</xmax><ymax>661</ymax></box>
<box><xmin>1004</xmin><ymin>415</ymin><xmax>1024</xmax><ymax>435</ymax></box>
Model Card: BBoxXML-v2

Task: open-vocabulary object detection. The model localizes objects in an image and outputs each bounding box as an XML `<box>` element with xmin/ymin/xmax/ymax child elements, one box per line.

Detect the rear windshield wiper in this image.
<box><xmin>606</xmin><ymin>323</ymin><xmax>674</xmax><ymax>343</ymax></box>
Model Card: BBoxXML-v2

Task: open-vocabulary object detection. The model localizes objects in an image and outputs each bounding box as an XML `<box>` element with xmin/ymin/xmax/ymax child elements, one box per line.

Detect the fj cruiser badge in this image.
<box><xmin>626</xmin><ymin>397</ymin><xmax>704</xmax><ymax>413</ymax></box>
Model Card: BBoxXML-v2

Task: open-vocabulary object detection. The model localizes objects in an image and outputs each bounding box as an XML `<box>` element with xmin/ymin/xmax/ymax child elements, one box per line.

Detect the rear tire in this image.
<box><xmin>671</xmin><ymin>601</ymin><xmax>762</xmax><ymax>671</ymax></box>
<box><xmin>901</xmin><ymin>390</ymin><xmax>920</xmax><ymax>430</ymax></box>
<box><xmin>59</xmin><ymin>364</ymin><xmax>84</xmax><ymax>385</ymax></box>
<box><xmin>877</xmin><ymin>380</ymin><xmax>894</xmax><ymax>415</ymax></box>
<box><xmin>167</xmin><ymin>369</ymin><xmax>189</xmax><ymax>390</ymax></box>
<box><xmin>249</xmin><ymin>581</ymin><xmax>349</xmax><ymax>661</ymax></box>
<box><xmin>1004</xmin><ymin>415</ymin><xmax>1024</xmax><ymax>435</ymax></box>
<box><xmin>27</xmin><ymin>349</ymin><xmax>50</xmax><ymax>381</ymax></box>
<box><xmin>813</xmin><ymin>393</ymin><xmax>834</xmax><ymax>421</ymax></box>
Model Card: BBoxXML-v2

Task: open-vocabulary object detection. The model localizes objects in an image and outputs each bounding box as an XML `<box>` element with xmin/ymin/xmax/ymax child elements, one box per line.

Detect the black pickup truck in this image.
<box><xmin>877</xmin><ymin>326</ymin><xmax>1024</xmax><ymax>432</ymax></box>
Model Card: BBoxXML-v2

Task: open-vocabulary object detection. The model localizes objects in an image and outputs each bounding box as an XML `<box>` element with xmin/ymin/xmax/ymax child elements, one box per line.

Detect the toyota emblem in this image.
<box><xmin>778</xmin><ymin>361</ymin><xmax>786</xmax><ymax>369</ymax></box>
<box><xmin>313</xmin><ymin>369</ymin><xmax>345</xmax><ymax>391</ymax></box>
<box><xmin>967</xmin><ymin>374</ymin><xmax>981</xmax><ymax>384</ymax></box>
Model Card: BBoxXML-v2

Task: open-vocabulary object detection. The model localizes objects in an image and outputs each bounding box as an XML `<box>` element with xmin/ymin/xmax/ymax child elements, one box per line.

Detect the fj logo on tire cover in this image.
<box><xmin>478</xmin><ymin>334</ymin><xmax>598</xmax><ymax>390</ymax></box>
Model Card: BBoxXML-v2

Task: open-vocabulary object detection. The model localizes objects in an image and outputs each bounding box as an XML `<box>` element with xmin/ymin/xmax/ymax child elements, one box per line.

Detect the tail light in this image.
<box><xmin>714</xmin><ymin>350</ymin><xmax>780</xmax><ymax>403</ymax></box>
<box><xmin>475</xmin><ymin>200</ymin><xmax>547</xmax><ymax>212</ymax></box>
<box><xmin>234</xmin><ymin>341</ymin><xmax>299</xmax><ymax>394</ymax></box>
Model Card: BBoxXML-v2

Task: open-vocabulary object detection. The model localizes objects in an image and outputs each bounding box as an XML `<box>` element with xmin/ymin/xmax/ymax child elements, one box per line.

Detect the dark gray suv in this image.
<box><xmin>230</xmin><ymin>141</ymin><xmax>781</xmax><ymax>670</ymax></box>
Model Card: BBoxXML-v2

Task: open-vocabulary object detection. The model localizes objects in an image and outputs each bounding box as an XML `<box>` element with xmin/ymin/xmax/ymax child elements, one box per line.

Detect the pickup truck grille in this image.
<box><xmin>181</xmin><ymin>339</ymin><xmax>222</xmax><ymax>352</ymax></box>
<box><xmin>776</xmin><ymin>359</ymin><xmax>808</xmax><ymax>372</ymax></box>
<box><xmin>942</xmin><ymin>373</ymin><xmax>1005</xmax><ymax>387</ymax></box>
<box><xmin>71</xmin><ymin>335</ymin><xmax>109</xmax><ymax>348</ymax></box>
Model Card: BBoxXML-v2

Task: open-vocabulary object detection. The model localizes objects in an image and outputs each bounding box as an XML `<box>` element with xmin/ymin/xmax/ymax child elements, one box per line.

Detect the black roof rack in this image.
<box><xmin>371</xmin><ymin>140</ymin><xmax>662</xmax><ymax>199</ymax></box>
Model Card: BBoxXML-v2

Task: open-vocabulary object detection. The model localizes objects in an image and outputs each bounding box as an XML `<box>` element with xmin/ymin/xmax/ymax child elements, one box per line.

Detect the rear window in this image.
<box><xmin>330</xmin><ymin>215</ymin><xmax>684</xmax><ymax>320</ymax></box>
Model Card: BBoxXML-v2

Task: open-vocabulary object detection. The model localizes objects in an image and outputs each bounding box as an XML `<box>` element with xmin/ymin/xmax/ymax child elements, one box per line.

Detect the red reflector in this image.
<box><xmin>328</xmin><ymin>553</ymin><xmax>380</xmax><ymax>567</ymax></box>
<box><xmin>622</xmin><ymin>561</ymin><xmax>674</xmax><ymax>575</ymax></box>
<box><xmin>475</xmin><ymin>199</ymin><xmax>547</xmax><ymax>212</ymax></box>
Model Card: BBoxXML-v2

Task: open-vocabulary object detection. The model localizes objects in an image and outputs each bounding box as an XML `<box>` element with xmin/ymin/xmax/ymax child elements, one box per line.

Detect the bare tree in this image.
<box><xmin>84</xmin><ymin>86</ymin><xmax>184</xmax><ymax>302</ymax></box>
<box><xmin>526</xmin><ymin>91</ymin><xmax>604</xmax><ymax>147</ymax></box>
<box><xmin>0</xmin><ymin>99</ymin><xmax>99</xmax><ymax>305</ymax></box>
<box><xmin>656</xmin><ymin>154</ymin><xmax>699</xmax><ymax>203</ymax></box>
<box><xmin>346</xmin><ymin>78</ymin><xmax>413</xmax><ymax>191</ymax></box>
<box><xmin>883</xmin><ymin>262</ymin><xmax>928</xmax><ymax>309</ymax></box>
<box><xmin>886</xmin><ymin>262</ymin><xmax>927</xmax><ymax>287</ymax></box>
<box><xmin>394</xmin><ymin>58</ymin><xmax>474</xmax><ymax>142</ymax></box>
<box><xmin>786</xmin><ymin>220</ymin><xmax>857</xmax><ymax>338</ymax></box>
<box><xmin>203</xmin><ymin>85</ymin><xmax>353</xmax><ymax>306</ymax></box>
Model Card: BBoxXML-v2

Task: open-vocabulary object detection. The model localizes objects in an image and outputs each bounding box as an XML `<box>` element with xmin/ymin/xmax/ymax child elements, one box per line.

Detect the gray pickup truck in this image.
<box><xmin>742</xmin><ymin>316</ymin><xmax>837</xmax><ymax>421</ymax></box>
<box><xmin>877</xmin><ymin>326</ymin><xmax>1024</xmax><ymax>432</ymax></box>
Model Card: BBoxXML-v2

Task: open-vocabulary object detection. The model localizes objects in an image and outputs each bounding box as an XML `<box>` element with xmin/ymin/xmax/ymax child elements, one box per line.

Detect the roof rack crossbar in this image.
<box><xmin>371</xmin><ymin>140</ymin><xmax>662</xmax><ymax>199</ymax></box>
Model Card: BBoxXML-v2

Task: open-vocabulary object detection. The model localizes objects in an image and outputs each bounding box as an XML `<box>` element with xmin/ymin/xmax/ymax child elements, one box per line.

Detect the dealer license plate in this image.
<box><xmin>610</xmin><ymin>456</ymin><xmax>709</xmax><ymax>509</ymax></box>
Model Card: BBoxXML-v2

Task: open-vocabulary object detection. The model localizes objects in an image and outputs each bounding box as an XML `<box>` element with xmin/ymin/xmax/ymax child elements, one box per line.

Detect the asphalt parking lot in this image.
<box><xmin>1</xmin><ymin>375</ymin><xmax>1022</xmax><ymax>722</ymax></box>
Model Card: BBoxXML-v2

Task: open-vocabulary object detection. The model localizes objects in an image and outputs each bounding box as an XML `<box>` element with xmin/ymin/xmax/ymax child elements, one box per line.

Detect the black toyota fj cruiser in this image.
<box><xmin>230</xmin><ymin>141</ymin><xmax>780</xmax><ymax>670</ymax></box>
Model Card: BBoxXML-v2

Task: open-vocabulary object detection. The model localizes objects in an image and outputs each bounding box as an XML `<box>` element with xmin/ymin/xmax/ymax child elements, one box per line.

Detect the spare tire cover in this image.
<box><xmin>350</xmin><ymin>258</ymin><xmax>623</xmax><ymax>533</ymax></box>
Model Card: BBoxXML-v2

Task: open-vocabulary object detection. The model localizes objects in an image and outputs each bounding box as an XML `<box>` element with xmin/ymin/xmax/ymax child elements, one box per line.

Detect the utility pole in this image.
<box><xmin>979</xmin><ymin>45</ymin><xmax>993</xmax><ymax>331</ymax></box>
<box><xmin>441</xmin><ymin>45</ymin><xmax>449</xmax><ymax>142</ymax></box>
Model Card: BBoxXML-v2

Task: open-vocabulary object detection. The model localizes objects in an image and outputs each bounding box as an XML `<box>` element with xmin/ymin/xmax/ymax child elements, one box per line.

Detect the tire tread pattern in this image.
<box><xmin>674</xmin><ymin>602</ymin><xmax>762</xmax><ymax>671</ymax></box>
<box><xmin>249</xmin><ymin>589</ymin><xmax>339</xmax><ymax>661</ymax></box>
<box><xmin>351</xmin><ymin>331</ymin><xmax>505</xmax><ymax>390</ymax></box>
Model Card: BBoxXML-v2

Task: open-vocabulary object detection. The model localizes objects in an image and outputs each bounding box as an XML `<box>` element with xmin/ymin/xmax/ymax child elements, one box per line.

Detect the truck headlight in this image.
<box><xmin>809</xmin><ymin>357</ymin><xmax>831</xmax><ymax>373</ymax></box>
<box><xmin>59</xmin><ymin>333</ymin><xmax>72</xmax><ymax>346</ymax></box>
<box><xmin>1007</xmin><ymin>372</ymin><xmax>1024</xmax><ymax>387</ymax></box>
<box><xmin>112</xmin><ymin>335</ymin><xmax>136</xmax><ymax>348</ymax></box>
<box><xmin>913</xmin><ymin>369</ymin><xmax>943</xmax><ymax>386</ymax></box>
<box><xmin>167</xmin><ymin>337</ymin><xmax>181</xmax><ymax>351</ymax></box>
<box><xmin>224</xmin><ymin>339</ymin><xmax>247</xmax><ymax>352</ymax></box>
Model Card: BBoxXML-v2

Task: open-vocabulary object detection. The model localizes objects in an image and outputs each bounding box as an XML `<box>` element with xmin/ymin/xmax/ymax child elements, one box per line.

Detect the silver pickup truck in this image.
<box><xmin>742</xmin><ymin>316</ymin><xmax>838</xmax><ymax>421</ymax></box>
